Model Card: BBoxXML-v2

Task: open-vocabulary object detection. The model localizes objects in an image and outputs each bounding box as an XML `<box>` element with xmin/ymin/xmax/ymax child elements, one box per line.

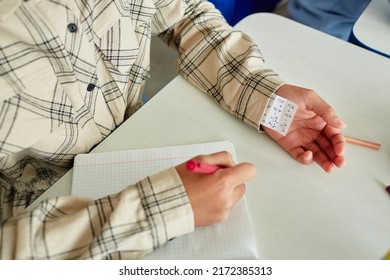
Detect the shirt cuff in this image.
<box><xmin>243</xmin><ymin>73</ymin><xmax>285</xmax><ymax>132</ymax></box>
<box><xmin>136</xmin><ymin>167</ymin><xmax>194</xmax><ymax>250</ymax></box>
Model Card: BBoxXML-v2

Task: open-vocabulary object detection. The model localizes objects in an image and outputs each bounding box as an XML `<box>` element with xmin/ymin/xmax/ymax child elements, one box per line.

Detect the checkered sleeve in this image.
<box><xmin>157</xmin><ymin>0</ymin><xmax>285</xmax><ymax>131</ymax></box>
<box><xmin>0</xmin><ymin>167</ymin><xmax>193</xmax><ymax>260</ymax></box>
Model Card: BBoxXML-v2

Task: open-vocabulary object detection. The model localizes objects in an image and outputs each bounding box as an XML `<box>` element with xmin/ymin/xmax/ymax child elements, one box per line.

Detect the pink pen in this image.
<box><xmin>186</xmin><ymin>160</ymin><xmax>220</xmax><ymax>174</ymax></box>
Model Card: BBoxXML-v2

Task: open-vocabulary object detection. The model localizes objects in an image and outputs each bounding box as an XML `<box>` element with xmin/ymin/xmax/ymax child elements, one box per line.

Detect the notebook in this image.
<box><xmin>71</xmin><ymin>140</ymin><xmax>258</xmax><ymax>259</ymax></box>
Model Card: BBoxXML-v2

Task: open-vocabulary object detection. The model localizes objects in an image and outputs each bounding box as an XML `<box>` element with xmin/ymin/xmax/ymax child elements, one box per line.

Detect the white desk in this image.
<box><xmin>29</xmin><ymin>13</ymin><xmax>390</xmax><ymax>260</ymax></box>
<box><xmin>352</xmin><ymin>0</ymin><xmax>390</xmax><ymax>58</ymax></box>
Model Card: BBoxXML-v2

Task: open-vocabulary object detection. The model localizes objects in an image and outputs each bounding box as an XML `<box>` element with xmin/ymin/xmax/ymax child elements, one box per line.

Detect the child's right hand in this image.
<box><xmin>175</xmin><ymin>151</ymin><xmax>256</xmax><ymax>227</ymax></box>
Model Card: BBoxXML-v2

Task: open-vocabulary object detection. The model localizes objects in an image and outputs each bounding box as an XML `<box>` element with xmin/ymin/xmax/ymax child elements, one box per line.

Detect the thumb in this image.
<box><xmin>311</xmin><ymin>97</ymin><xmax>346</xmax><ymax>129</ymax></box>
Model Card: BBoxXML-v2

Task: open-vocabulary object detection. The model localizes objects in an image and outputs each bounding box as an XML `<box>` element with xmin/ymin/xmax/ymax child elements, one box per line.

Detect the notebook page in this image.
<box><xmin>71</xmin><ymin>141</ymin><xmax>257</xmax><ymax>259</ymax></box>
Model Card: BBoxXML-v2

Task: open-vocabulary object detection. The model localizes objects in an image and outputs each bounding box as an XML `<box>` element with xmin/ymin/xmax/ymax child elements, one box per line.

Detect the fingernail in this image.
<box><xmin>336</xmin><ymin>117</ymin><xmax>347</xmax><ymax>128</ymax></box>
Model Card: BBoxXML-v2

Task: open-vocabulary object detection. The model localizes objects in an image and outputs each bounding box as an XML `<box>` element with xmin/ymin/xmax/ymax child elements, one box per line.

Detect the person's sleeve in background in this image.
<box><xmin>288</xmin><ymin>0</ymin><xmax>371</xmax><ymax>41</ymax></box>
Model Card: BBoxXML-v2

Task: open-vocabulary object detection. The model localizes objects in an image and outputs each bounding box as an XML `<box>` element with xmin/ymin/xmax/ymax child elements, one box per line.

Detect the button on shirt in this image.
<box><xmin>0</xmin><ymin>0</ymin><xmax>284</xmax><ymax>259</ymax></box>
<box><xmin>67</xmin><ymin>23</ymin><xmax>78</xmax><ymax>33</ymax></box>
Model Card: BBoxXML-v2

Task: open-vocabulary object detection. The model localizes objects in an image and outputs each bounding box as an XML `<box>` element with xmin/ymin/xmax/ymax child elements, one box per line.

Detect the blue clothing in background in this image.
<box><xmin>209</xmin><ymin>0</ymin><xmax>281</xmax><ymax>26</ymax></box>
<box><xmin>288</xmin><ymin>0</ymin><xmax>371</xmax><ymax>41</ymax></box>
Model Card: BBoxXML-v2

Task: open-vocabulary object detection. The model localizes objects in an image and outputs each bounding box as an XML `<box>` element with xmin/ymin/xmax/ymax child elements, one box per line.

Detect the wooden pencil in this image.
<box><xmin>345</xmin><ymin>136</ymin><xmax>381</xmax><ymax>150</ymax></box>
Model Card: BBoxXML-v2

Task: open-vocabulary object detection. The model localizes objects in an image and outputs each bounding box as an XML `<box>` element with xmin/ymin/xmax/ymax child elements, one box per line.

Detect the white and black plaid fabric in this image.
<box><xmin>0</xmin><ymin>0</ymin><xmax>283</xmax><ymax>259</ymax></box>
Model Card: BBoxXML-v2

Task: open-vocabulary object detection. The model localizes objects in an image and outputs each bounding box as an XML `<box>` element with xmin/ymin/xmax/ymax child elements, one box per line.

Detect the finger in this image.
<box><xmin>324</xmin><ymin>125</ymin><xmax>346</xmax><ymax>157</ymax></box>
<box><xmin>315</xmin><ymin>133</ymin><xmax>338</xmax><ymax>160</ymax></box>
<box><xmin>231</xmin><ymin>184</ymin><xmax>247</xmax><ymax>204</ymax></box>
<box><xmin>315</xmin><ymin>133</ymin><xmax>346</xmax><ymax>168</ymax></box>
<box><xmin>193</xmin><ymin>151</ymin><xmax>235</xmax><ymax>168</ymax></box>
<box><xmin>289</xmin><ymin>146</ymin><xmax>313</xmax><ymax>165</ymax></box>
<box><xmin>234</xmin><ymin>183</ymin><xmax>247</xmax><ymax>198</ymax></box>
<box><xmin>222</xmin><ymin>184</ymin><xmax>247</xmax><ymax>214</ymax></box>
<box><xmin>309</xmin><ymin>95</ymin><xmax>346</xmax><ymax>129</ymax></box>
<box><xmin>219</xmin><ymin>162</ymin><xmax>256</xmax><ymax>188</ymax></box>
<box><xmin>226</xmin><ymin>184</ymin><xmax>247</xmax><ymax>206</ymax></box>
<box><xmin>307</xmin><ymin>142</ymin><xmax>334</xmax><ymax>172</ymax></box>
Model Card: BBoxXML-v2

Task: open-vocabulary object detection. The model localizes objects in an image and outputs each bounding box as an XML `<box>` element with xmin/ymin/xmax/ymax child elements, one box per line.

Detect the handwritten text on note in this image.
<box><xmin>261</xmin><ymin>95</ymin><xmax>298</xmax><ymax>136</ymax></box>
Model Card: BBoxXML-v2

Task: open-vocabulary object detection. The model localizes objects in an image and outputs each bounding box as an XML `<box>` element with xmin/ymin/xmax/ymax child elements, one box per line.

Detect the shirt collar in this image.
<box><xmin>0</xmin><ymin>0</ymin><xmax>23</xmax><ymax>22</ymax></box>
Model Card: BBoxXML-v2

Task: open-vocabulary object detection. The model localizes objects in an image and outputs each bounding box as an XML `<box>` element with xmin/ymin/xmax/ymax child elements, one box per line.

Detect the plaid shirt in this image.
<box><xmin>0</xmin><ymin>0</ymin><xmax>283</xmax><ymax>259</ymax></box>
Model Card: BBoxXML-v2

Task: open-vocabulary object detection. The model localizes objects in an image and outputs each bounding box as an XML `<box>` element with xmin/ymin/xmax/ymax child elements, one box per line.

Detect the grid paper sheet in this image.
<box><xmin>71</xmin><ymin>141</ymin><xmax>258</xmax><ymax>259</ymax></box>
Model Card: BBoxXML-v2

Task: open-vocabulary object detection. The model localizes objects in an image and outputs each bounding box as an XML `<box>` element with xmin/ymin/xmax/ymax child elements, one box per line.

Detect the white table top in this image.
<box><xmin>29</xmin><ymin>13</ymin><xmax>390</xmax><ymax>260</ymax></box>
<box><xmin>352</xmin><ymin>0</ymin><xmax>390</xmax><ymax>57</ymax></box>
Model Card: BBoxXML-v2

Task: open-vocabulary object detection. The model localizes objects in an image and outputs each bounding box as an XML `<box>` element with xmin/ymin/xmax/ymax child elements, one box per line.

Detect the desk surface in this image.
<box><xmin>29</xmin><ymin>13</ymin><xmax>390</xmax><ymax>260</ymax></box>
<box><xmin>352</xmin><ymin>0</ymin><xmax>390</xmax><ymax>57</ymax></box>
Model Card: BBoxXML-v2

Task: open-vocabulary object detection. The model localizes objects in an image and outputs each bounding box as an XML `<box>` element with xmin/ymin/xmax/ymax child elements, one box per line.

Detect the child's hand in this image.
<box><xmin>264</xmin><ymin>84</ymin><xmax>347</xmax><ymax>172</ymax></box>
<box><xmin>175</xmin><ymin>151</ymin><xmax>256</xmax><ymax>226</ymax></box>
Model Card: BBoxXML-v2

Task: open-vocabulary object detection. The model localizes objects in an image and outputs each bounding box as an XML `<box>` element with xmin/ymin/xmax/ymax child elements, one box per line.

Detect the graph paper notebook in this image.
<box><xmin>71</xmin><ymin>141</ymin><xmax>257</xmax><ymax>259</ymax></box>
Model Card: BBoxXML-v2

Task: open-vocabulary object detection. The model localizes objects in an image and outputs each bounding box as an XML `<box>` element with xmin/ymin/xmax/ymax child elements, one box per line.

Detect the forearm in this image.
<box><xmin>160</xmin><ymin>0</ymin><xmax>285</xmax><ymax>131</ymax></box>
<box><xmin>0</xmin><ymin>168</ymin><xmax>194</xmax><ymax>259</ymax></box>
